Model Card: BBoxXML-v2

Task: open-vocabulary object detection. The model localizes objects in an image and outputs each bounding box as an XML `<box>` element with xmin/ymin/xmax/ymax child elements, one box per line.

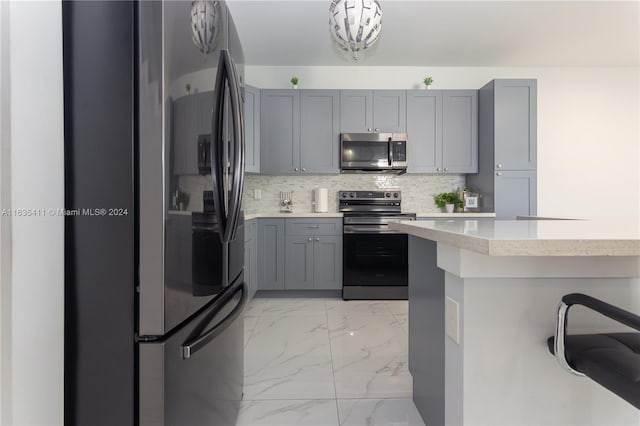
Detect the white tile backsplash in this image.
<box><xmin>178</xmin><ymin>174</ymin><xmax>465</xmax><ymax>214</ymax></box>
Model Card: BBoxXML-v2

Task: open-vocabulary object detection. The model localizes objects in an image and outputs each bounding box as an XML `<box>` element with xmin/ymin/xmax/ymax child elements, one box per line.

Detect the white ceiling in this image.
<box><xmin>226</xmin><ymin>0</ymin><xmax>640</xmax><ymax>67</ymax></box>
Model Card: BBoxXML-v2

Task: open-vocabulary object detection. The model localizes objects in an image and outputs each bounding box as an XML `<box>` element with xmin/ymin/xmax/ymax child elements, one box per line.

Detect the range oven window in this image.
<box><xmin>343</xmin><ymin>233</ymin><xmax>408</xmax><ymax>287</ymax></box>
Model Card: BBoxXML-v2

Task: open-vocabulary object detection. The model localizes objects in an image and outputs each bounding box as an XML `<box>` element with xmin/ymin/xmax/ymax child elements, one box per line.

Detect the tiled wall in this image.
<box><xmin>177</xmin><ymin>174</ymin><xmax>465</xmax><ymax>214</ymax></box>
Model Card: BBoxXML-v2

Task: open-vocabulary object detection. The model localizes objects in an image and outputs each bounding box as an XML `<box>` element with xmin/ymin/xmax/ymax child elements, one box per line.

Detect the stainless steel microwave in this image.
<box><xmin>340</xmin><ymin>133</ymin><xmax>408</xmax><ymax>174</ymax></box>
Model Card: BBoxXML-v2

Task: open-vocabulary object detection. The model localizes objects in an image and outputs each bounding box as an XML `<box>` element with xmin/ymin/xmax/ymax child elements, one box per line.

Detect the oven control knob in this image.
<box><xmin>350</xmin><ymin>192</ymin><xmax>356</xmax><ymax>198</ymax></box>
<box><xmin>393</xmin><ymin>192</ymin><xmax>399</xmax><ymax>198</ymax></box>
<box><xmin>385</xmin><ymin>192</ymin><xmax>391</xmax><ymax>198</ymax></box>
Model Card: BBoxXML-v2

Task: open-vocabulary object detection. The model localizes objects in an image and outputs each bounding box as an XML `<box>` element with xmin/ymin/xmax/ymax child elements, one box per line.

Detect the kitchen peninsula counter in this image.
<box><xmin>391</xmin><ymin>219</ymin><xmax>640</xmax><ymax>426</ymax></box>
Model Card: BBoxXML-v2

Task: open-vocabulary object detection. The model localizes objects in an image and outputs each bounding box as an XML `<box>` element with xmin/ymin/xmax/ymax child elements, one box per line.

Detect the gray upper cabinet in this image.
<box><xmin>442</xmin><ymin>90</ymin><xmax>478</xmax><ymax>173</ymax></box>
<box><xmin>260</xmin><ymin>90</ymin><xmax>300</xmax><ymax>174</ymax></box>
<box><xmin>340</xmin><ymin>90</ymin><xmax>373</xmax><ymax>133</ymax></box>
<box><xmin>406</xmin><ymin>90</ymin><xmax>442</xmax><ymax>173</ymax></box>
<box><xmin>260</xmin><ymin>89</ymin><xmax>340</xmax><ymax>174</ymax></box>
<box><xmin>494</xmin><ymin>80</ymin><xmax>537</xmax><ymax>170</ymax></box>
<box><xmin>244</xmin><ymin>85</ymin><xmax>260</xmax><ymax>173</ymax></box>
<box><xmin>406</xmin><ymin>89</ymin><xmax>477</xmax><ymax>174</ymax></box>
<box><xmin>373</xmin><ymin>90</ymin><xmax>406</xmax><ymax>132</ymax></box>
<box><xmin>340</xmin><ymin>90</ymin><xmax>406</xmax><ymax>133</ymax></box>
<box><xmin>257</xmin><ymin>219</ymin><xmax>285</xmax><ymax>290</ymax></box>
<box><xmin>300</xmin><ymin>90</ymin><xmax>340</xmax><ymax>173</ymax></box>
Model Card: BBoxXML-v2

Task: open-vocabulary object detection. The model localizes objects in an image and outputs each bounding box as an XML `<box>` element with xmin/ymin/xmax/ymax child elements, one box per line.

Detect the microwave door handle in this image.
<box><xmin>388</xmin><ymin>137</ymin><xmax>393</xmax><ymax>166</ymax></box>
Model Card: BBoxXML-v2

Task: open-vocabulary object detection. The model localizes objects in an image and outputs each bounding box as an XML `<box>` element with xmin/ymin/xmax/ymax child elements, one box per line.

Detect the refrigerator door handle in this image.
<box><xmin>224</xmin><ymin>50</ymin><xmax>244</xmax><ymax>243</ymax></box>
<box><xmin>211</xmin><ymin>49</ymin><xmax>245</xmax><ymax>245</ymax></box>
<box><xmin>181</xmin><ymin>281</ymin><xmax>247</xmax><ymax>359</ymax></box>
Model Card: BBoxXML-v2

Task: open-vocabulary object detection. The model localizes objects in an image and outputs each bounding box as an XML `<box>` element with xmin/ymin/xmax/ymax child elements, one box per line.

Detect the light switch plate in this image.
<box><xmin>445</xmin><ymin>296</ymin><xmax>460</xmax><ymax>344</ymax></box>
<box><xmin>254</xmin><ymin>189</ymin><xmax>262</xmax><ymax>200</ymax></box>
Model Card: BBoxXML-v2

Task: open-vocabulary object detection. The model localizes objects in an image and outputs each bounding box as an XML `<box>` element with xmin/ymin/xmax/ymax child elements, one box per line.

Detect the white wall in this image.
<box><xmin>245</xmin><ymin>66</ymin><xmax>640</xmax><ymax>218</ymax></box>
<box><xmin>1</xmin><ymin>1</ymin><xmax>65</xmax><ymax>425</ymax></box>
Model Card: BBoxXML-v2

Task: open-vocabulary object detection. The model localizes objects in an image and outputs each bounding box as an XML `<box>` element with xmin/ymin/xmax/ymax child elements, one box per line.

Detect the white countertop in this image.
<box><xmin>244</xmin><ymin>212</ymin><xmax>343</xmax><ymax>220</ymax></box>
<box><xmin>416</xmin><ymin>212</ymin><xmax>496</xmax><ymax>218</ymax></box>
<box><xmin>391</xmin><ymin>218</ymin><xmax>640</xmax><ymax>256</ymax></box>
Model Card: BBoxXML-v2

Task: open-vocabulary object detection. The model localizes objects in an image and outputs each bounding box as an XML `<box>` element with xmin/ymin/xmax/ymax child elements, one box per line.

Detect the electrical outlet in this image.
<box><xmin>254</xmin><ymin>189</ymin><xmax>262</xmax><ymax>200</ymax></box>
<box><xmin>445</xmin><ymin>296</ymin><xmax>460</xmax><ymax>344</ymax></box>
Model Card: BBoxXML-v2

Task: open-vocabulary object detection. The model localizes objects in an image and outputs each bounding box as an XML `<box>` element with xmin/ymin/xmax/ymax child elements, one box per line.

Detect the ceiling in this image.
<box><xmin>226</xmin><ymin>0</ymin><xmax>640</xmax><ymax>67</ymax></box>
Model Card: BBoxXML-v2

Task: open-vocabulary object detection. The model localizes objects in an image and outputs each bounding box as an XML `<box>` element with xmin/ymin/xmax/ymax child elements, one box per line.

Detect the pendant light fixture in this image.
<box><xmin>329</xmin><ymin>0</ymin><xmax>382</xmax><ymax>61</ymax></box>
<box><xmin>191</xmin><ymin>0</ymin><xmax>219</xmax><ymax>56</ymax></box>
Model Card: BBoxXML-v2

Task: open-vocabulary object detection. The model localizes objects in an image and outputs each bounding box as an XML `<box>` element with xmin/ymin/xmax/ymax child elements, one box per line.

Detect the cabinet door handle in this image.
<box><xmin>315</xmin><ymin>237</ymin><xmax>320</xmax><ymax>241</ymax></box>
<box><xmin>374</xmin><ymin>128</ymin><xmax>379</xmax><ymax>132</ymax></box>
<box><xmin>444</xmin><ymin>167</ymin><xmax>448</xmax><ymax>172</ymax></box>
<box><xmin>308</xmin><ymin>237</ymin><xmax>312</xmax><ymax>241</ymax></box>
<box><xmin>307</xmin><ymin>225</ymin><xmax>319</xmax><ymax>228</ymax></box>
<box><xmin>367</xmin><ymin>128</ymin><xmax>372</xmax><ymax>132</ymax></box>
<box><xmin>496</xmin><ymin>172</ymin><xmax>502</xmax><ymax>176</ymax></box>
<box><xmin>294</xmin><ymin>167</ymin><xmax>299</xmax><ymax>172</ymax></box>
<box><xmin>302</xmin><ymin>168</ymin><xmax>306</xmax><ymax>172</ymax></box>
<box><xmin>436</xmin><ymin>167</ymin><xmax>441</xmax><ymax>172</ymax></box>
<box><xmin>496</xmin><ymin>164</ymin><xmax>503</xmax><ymax>168</ymax></box>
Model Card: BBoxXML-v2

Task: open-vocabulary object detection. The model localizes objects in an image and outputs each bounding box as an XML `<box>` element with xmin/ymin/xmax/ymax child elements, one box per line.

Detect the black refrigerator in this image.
<box><xmin>63</xmin><ymin>1</ymin><xmax>246</xmax><ymax>425</ymax></box>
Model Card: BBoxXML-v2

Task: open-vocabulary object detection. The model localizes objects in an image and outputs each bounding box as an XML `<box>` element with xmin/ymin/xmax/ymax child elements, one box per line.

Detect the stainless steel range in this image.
<box><xmin>339</xmin><ymin>190</ymin><xmax>416</xmax><ymax>300</ymax></box>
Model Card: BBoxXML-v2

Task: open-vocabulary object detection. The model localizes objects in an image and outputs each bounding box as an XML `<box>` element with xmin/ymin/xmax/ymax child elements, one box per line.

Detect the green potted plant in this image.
<box><xmin>423</xmin><ymin>76</ymin><xmax>433</xmax><ymax>89</ymax></box>
<box><xmin>290</xmin><ymin>76</ymin><xmax>299</xmax><ymax>89</ymax></box>
<box><xmin>434</xmin><ymin>192</ymin><xmax>462</xmax><ymax>213</ymax></box>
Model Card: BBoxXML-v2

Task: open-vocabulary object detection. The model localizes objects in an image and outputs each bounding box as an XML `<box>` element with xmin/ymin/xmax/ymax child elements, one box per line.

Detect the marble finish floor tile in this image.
<box><xmin>244</xmin><ymin>315</ymin><xmax>335</xmax><ymax>400</ymax></box>
<box><xmin>326</xmin><ymin>300</ymin><xmax>392</xmax><ymax>316</ymax></box>
<box><xmin>384</xmin><ymin>300</ymin><xmax>409</xmax><ymax>315</ymax></box>
<box><xmin>328</xmin><ymin>313</ymin><xmax>407</xmax><ymax>358</ymax></box>
<box><xmin>244</xmin><ymin>297</ymin><xmax>271</xmax><ymax>317</ymax></box>
<box><xmin>337</xmin><ymin>399</ymin><xmax>425</xmax><ymax>426</ymax></box>
<box><xmin>244</xmin><ymin>316</ymin><xmax>259</xmax><ymax>347</ymax></box>
<box><xmin>260</xmin><ymin>298</ymin><xmax>327</xmax><ymax>316</ymax></box>
<box><xmin>394</xmin><ymin>314</ymin><xmax>408</xmax><ymax>334</ymax></box>
<box><xmin>237</xmin><ymin>400</ymin><xmax>339</xmax><ymax>426</ymax></box>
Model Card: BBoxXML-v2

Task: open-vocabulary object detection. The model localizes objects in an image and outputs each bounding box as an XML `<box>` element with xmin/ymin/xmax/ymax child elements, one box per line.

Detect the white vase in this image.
<box><xmin>426</xmin><ymin>85</ymin><xmax>431</xmax><ymax>90</ymax></box>
<box><xmin>445</xmin><ymin>204</ymin><xmax>455</xmax><ymax>213</ymax></box>
<box><xmin>293</xmin><ymin>84</ymin><xmax>298</xmax><ymax>89</ymax></box>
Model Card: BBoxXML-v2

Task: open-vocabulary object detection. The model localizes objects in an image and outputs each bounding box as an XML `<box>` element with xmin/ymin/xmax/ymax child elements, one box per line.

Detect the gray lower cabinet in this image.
<box><xmin>340</xmin><ymin>90</ymin><xmax>406</xmax><ymax>133</ymax></box>
<box><xmin>494</xmin><ymin>171</ymin><xmax>537</xmax><ymax>220</ymax></box>
<box><xmin>406</xmin><ymin>90</ymin><xmax>477</xmax><ymax>174</ymax></box>
<box><xmin>257</xmin><ymin>219</ymin><xmax>285</xmax><ymax>290</ymax></box>
<box><xmin>244</xmin><ymin>219</ymin><xmax>258</xmax><ymax>300</ymax></box>
<box><xmin>257</xmin><ymin>218</ymin><xmax>342</xmax><ymax>290</ymax></box>
<box><xmin>244</xmin><ymin>85</ymin><xmax>260</xmax><ymax>173</ymax></box>
<box><xmin>284</xmin><ymin>236</ymin><xmax>314</xmax><ymax>290</ymax></box>
<box><xmin>466</xmin><ymin>79</ymin><xmax>537</xmax><ymax>218</ymax></box>
<box><xmin>260</xmin><ymin>90</ymin><xmax>339</xmax><ymax>174</ymax></box>
<box><xmin>284</xmin><ymin>219</ymin><xmax>342</xmax><ymax>290</ymax></box>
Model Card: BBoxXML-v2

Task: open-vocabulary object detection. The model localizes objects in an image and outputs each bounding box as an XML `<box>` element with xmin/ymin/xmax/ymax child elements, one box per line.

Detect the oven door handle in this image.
<box><xmin>343</xmin><ymin>226</ymin><xmax>402</xmax><ymax>234</ymax></box>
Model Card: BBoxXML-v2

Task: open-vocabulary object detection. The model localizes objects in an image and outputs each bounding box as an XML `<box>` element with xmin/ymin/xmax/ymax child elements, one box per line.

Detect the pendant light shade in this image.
<box><xmin>329</xmin><ymin>0</ymin><xmax>382</xmax><ymax>61</ymax></box>
<box><xmin>191</xmin><ymin>0</ymin><xmax>219</xmax><ymax>55</ymax></box>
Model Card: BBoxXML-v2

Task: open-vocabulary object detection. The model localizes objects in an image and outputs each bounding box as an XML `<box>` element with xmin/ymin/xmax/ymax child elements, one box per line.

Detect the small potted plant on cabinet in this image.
<box><xmin>423</xmin><ymin>76</ymin><xmax>433</xmax><ymax>89</ymax></box>
<box><xmin>434</xmin><ymin>192</ymin><xmax>462</xmax><ymax>213</ymax></box>
<box><xmin>291</xmin><ymin>76</ymin><xmax>299</xmax><ymax>89</ymax></box>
